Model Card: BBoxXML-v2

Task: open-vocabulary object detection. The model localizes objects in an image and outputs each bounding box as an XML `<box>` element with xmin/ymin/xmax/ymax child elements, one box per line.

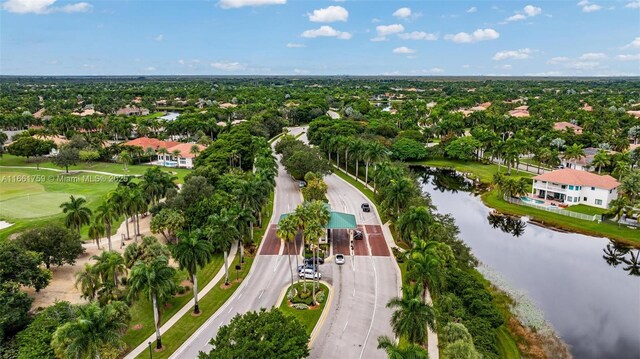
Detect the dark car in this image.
<box><xmin>361</xmin><ymin>203</ymin><xmax>371</xmax><ymax>212</ymax></box>
<box><xmin>304</xmin><ymin>257</ymin><xmax>324</xmax><ymax>265</ymax></box>
<box><xmin>353</xmin><ymin>230</ymin><xmax>363</xmax><ymax>240</ymax></box>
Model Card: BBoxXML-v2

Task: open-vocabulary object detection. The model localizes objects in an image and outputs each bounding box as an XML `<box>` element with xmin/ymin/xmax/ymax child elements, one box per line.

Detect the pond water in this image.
<box><xmin>415</xmin><ymin>167</ymin><xmax>640</xmax><ymax>359</ymax></box>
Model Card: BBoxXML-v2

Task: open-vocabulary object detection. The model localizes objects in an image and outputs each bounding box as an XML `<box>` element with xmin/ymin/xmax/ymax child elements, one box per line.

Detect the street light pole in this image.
<box><xmin>148</xmin><ymin>341</ymin><xmax>153</xmax><ymax>358</ymax></box>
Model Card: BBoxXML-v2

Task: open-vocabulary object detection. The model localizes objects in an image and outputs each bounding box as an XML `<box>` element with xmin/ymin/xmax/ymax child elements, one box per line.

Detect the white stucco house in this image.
<box><xmin>531</xmin><ymin>169</ymin><xmax>620</xmax><ymax>209</ymax></box>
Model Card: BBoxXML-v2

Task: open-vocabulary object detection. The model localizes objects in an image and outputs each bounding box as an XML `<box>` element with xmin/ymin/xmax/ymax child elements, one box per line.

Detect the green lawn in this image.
<box><xmin>566</xmin><ymin>204</ymin><xmax>607</xmax><ymax>216</ymax></box>
<box><xmin>133</xmin><ymin>255</ymin><xmax>253</xmax><ymax>359</ymax></box>
<box><xmin>0</xmin><ymin>168</ymin><xmax>126</xmax><ymax>241</ymax></box>
<box><xmin>123</xmin><ymin>254</ymin><xmax>224</xmax><ymax>350</ymax></box>
<box><xmin>279</xmin><ymin>282</ymin><xmax>330</xmax><ymax>335</ymax></box>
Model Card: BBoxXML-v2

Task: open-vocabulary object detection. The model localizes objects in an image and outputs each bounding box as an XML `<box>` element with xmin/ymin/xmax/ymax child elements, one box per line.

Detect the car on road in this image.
<box><xmin>298</xmin><ymin>263</ymin><xmax>317</xmax><ymax>273</ymax></box>
<box><xmin>299</xmin><ymin>268</ymin><xmax>321</xmax><ymax>280</ymax></box>
<box><xmin>353</xmin><ymin>230</ymin><xmax>363</xmax><ymax>240</ymax></box>
<box><xmin>304</xmin><ymin>257</ymin><xmax>324</xmax><ymax>265</ymax></box>
<box><xmin>335</xmin><ymin>254</ymin><xmax>345</xmax><ymax>265</ymax></box>
<box><xmin>361</xmin><ymin>203</ymin><xmax>371</xmax><ymax>212</ymax></box>
<box><xmin>298</xmin><ymin>180</ymin><xmax>307</xmax><ymax>188</ymax></box>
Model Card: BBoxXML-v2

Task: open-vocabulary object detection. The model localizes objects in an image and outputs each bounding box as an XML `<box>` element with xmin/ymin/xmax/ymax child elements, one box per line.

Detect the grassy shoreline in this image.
<box><xmin>411</xmin><ymin>159</ymin><xmax>639</xmax><ymax>247</ymax></box>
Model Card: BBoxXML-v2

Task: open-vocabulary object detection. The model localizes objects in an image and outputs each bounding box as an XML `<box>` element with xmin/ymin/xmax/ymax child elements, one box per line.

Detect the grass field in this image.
<box><xmin>279</xmin><ymin>282</ymin><xmax>330</xmax><ymax>335</ymax></box>
<box><xmin>565</xmin><ymin>204</ymin><xmax>607</xmax><ymax>216</ymax></box>
<box><xmin>411</xmin><ymin>159</ymin><xmax>534</xmax><ymax>183</ymax></box>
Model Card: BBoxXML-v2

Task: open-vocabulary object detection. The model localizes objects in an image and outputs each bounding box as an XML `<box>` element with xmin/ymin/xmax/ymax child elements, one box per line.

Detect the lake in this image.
<box><xmin>415</xmin><ymin>167</ymin><xmax>640</xmax><ymax>359</ymax></box>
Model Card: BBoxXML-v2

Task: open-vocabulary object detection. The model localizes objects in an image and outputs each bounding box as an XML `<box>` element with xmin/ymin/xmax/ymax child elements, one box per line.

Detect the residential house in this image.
<box><xmin>626</xmin><ymin>110</ymin><xmax>640</xmax><ymax>119</ymax></box>
<box><xmin>554</xmin><ymin>121</ymin><xmax>583</xmax><ymax>134</ymax></box>
<box><xmin>123</xmin><ymin>137</ymin><xmax>204</xmax><ymax>169</ymax></box>
<box><xmin>581</xmin><ymin>103</ymin><xmax>593</xmax><ymax>111</ymax></box>
<box><xmin>531</xmin><ymin>169</ymin><xmax>620</xmax><ymax>209</ymax></box>
<box><xmin>561</xmin><ymin>147</ymin><xmax>613</xmax><ymax>171</ymax></box>
<box><xmin>35</xmin><ymin>135</ymin><xmax>69</xmax><ymax>155</ymax></box>
<box><xmin>508</xmin><ymin>105</ymin><xmax>530</xmax><ymax>117</ymax></box>
<box><xmin>116</xmin><ymin>106</ymin><xmax>150</xmax><ymax>117</ymax></box>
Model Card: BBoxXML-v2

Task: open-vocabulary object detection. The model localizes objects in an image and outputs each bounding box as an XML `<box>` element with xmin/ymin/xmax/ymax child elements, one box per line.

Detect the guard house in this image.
<box><xmin>278</xmin><ymin>207</ymin><xmax>357</xmax><ymax>244</ymax></box>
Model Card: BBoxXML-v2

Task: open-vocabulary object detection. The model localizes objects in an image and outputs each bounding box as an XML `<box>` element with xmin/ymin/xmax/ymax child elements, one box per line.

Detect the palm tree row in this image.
<box><xmin>319</xmin><ymin>135</ymin><xmax>389</xmax><ymax>185</ymax></box>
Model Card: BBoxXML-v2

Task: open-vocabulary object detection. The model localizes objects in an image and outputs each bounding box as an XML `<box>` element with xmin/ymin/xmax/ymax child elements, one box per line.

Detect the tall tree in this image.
<box><xmin>376</xmin><ymin>335</ymin><xmax>429</xmax><ymax>359</ymax></box>
<box><xmin>60</xmin><ymin>195</ymin><xmax>92</xmax><ymax>234</ymax></box>
<box><xmin>396</xmin><ymin>206</ymin><xmax>433</xmax><ymax>243</ymax></box>
<box><xmin>277</xmin><ymin>216</ymin><xmax>299</xmax><ymax>301</ymax></box>
<box><xmin>206</xmin><ymin>209</ymin><xmax>238</xmax><ymax>285</ymax></box>
<box><xmin>387</xmin><ymin>283</ymin><xmax>436</xmax><ymax>346</ymax></box>
<box><xmin>171</xmin><ymin>231</ymin><xmax>214</xmax><ymax>314</ymax></box>
<box><xmin>95</xmin><ymin>201</ymin><xmax>118</xmax><ymax>251</ymax></box>
<box><xmin>127</xmin><ymin>256</ymin><xmax>177</xmax><ymax>350</ymax></box>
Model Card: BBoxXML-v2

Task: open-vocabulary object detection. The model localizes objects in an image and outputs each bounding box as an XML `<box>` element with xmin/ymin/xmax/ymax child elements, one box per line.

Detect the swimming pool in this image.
<box><xmin>521</xmin><ymin>196</ymin><xmax>545</xmax><ymax>205</ymax></box>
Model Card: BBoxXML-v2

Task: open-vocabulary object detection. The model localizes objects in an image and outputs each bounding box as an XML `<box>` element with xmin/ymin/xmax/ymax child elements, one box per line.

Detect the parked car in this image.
<box><xmin>335</xmin><ymin>254</ymin><xmax>345</xmax><ymax>265</ymax></box>
<box><xmin>298</xmin><ymin>264</ymin><xmax>316</xmax><ymax>273</ymax></box>
<box><xmin>361</xmin><ymin>203</ymin><xmax>371</xmax><ymax>212</ymax></box>
<box><xmin>299</xmin><ymin>268</ymin><xmax>321</xmax><ymax>280</ymax></box>
<box><xmin>304</xmin><ymin>257</ymin><xmax>324</xmax><ymax>265</ymax></box>
<box><xmin>298</xmin><ymin>181</ymin><xmax>307</xmax><ymax>188</ymax></box>
<box><xmin>353</xmin><ymin>230</ymin><xmax>363</xmax><ymax>240</ymax></box>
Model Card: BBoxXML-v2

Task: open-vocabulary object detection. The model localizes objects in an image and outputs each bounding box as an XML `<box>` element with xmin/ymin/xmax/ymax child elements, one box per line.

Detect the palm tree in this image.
<box><xmin>95</xmin><ymin>202</ymin><xmax>118</xmax><ymax>251</ymax></box>
<box><xmin>607</xmin><ymin>196</ymin><xmax>631</xmax><ymax>221</ymax></box>
<box><xmin>232</xmin><ymin>207</ymin><xmax>255</xmax><ymax>266</ymax></box>
<box><xmin>206</xmin><ymin>209</ymin><xmax>238</xmax><ymax>285</ymax></box>
<box><xmin>128</xmin><ymin>256</ymin><xmax>177</xmax><ymax>350</ymax></box>
<box><xmin>387</xmin><ymin>283</ymin><xmax>436</xmax><ymax>345</ymax></box>
<box><xmin>88</xmin><ymin>221</ymin><xmax>105</xmax><ymax>249</ymax></box>
<box><xmin>75</xmin><ymin>263</ymin><xmax>100</xmax><ymax>302</ymax></box>
<box><xmin>109</xmin><ymin>188</ymin><xmax>132</xmax><ymax>240</ymax></box>
<box><xmin>563</xmin><ymin>143</ymin><xmax>585</xmax><ymax>169</ymax></box>
<box><xmin>277</xmin><ymin>216</ymin><xmax>299</xmax><ymax>301</ymax></box>
<box><xmin>350</xmin><ymin>139</ymin><xmax>365</xmax><ymax>182</ymax></box>
<box><xmin>51</xmin><ymin>302</ymin><xmax>128</xmax><ymax>359</ymax></box>
<box><xmin>145</xmin><ymin>146</ymin><xmax>156</xmax><ymax>163</ymax></box>
<box><xmin>171</xmin><ymin>149</ymin><xmax>181</xmax><ymax>162</ymax></box>
<box><xmin>189</xmin><ymin>144</ymin><xmax>201</xmax><ymax>158</ymax></box>
<box><xmin>365</xmin><ymin>141</ymin><xmax>388</xmax><ymax>187</ymax></box>
<box><xmin>396</xmin><ymin>206</ymin><xmax>432</xmax><ymax>243</ymax></box>
<box><xmin>382</xmin><ymin>177</ymin><xmax>415</xmax><ymax>218</ymax></box>
<box><xmin>406</xmin><ymin>240</ymin><xmax>452</xmax><ymax>300</ymax></box>
<box><xmin>60</xmin><ymin>195</ymin><xmax>92</xmax><ymax>234</ymax></box>
<box><xmin>119</xmin><ymin>150</ymin><xmax>132</xmax><ymax>171</ymax></box>
<box><xmin>376</xmin><ymin>335</ymin><xmax>429</xmax><ymax>359</ymax></box>
<box><xmin>592</xmin><ymin>150</ymin><xmax>610</xmax><ymax>174</ymax></box>
<box><xmin>171</xmin><ymin>231</ymin><xmax>214</xmax><ymax>314</ymax></box>
<box><xmin>92</xmin><ymin>251</ymin><xmax>126</xmax><ymax>291</ymax></box>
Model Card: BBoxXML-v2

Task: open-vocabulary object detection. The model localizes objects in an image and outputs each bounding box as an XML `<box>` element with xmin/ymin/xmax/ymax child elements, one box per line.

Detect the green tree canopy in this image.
<box><xmin>16</xmin><ymin>225</ymin><xmax>84</xmax><ymax>269</ymax></box>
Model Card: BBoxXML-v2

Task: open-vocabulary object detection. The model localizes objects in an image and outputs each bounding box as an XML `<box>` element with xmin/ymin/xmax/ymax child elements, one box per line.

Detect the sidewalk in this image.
<box><xmin>124</xmin><ymin>243</ymin><xmax>238</xmax><ymax>359</ymax></box>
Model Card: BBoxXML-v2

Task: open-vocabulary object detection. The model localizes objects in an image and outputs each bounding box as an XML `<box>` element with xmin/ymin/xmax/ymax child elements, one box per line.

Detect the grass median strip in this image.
<box><xmin>279</xmin><ymin>282</ymin><xmax>330</xmax><ymax>335</ymax></box>
<box><xmin>135</xmin><ymin>255</ymin><xmax>253</xmax><ymax>359</ymax></box>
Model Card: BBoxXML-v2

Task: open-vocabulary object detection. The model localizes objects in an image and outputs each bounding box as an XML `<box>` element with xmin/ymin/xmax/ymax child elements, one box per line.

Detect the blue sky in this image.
<box><xmin>1</xmin><ymin>0</ymin><xmax>639</xmax><ymax>76</ymax></box>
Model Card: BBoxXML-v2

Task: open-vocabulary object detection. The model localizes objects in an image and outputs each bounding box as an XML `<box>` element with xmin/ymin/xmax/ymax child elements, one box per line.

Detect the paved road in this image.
<box><xmin>170</xmin><ymin>127</ymin><xmax>306</xmax><ymax>358</ymax></box>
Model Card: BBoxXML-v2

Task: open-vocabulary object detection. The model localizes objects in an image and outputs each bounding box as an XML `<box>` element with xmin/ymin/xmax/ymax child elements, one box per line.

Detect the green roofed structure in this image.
<box><xmin>278</xmin><ymin>205</ymin><xmax>357</xmax><ymax>245</ymax></box>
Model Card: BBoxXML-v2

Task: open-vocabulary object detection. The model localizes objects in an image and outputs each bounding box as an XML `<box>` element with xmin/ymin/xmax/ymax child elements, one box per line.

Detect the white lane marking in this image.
<box><xmin>227</xmin><ymin>306</ymin><xmax>233</xmax><ymax>313</ymax></box>
<box><xmin>359</xmin><ymin>258</ymin><xmax>378</xmax><ymax>359</ymax></box>
<box><xmin>343</xmin><ymin>321</ymin><xmax>349</xmax><ymax>332</ymax></box>
<box><xmin>258</xmin><ymin>289</ymin><xmax>265</xmax><ymax>299</ymax></box>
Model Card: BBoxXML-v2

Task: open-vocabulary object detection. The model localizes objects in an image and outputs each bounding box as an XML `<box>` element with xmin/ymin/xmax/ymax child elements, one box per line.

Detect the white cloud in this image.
<box><xmin>393</xmin><ymin>7</ymin><xmax>412</xmax><ymax>18</ymax></box>
<box><xmin>617</xmin><ymin>54</ymin><xmax>640</xmax><ymax>61</ymax></box>
<box><xmin>462</xmin><ymin>64</ymin><xmax>471</xmax><ymax>69</ymax></box>
<box><xmin>467</xmin><ymin>6</ymin><xmax>477</xmax><ymax>13</ymax></box>
<box><xmin>548</xmin><ymin>56</ymin><xmax>570</xmax><ymax>64</ymax></box>
<box><xmin>211</xmin><ymin>61</ymin><xmax>245</xmax><ymax>71</ymax></box>
<box><xmin>218</xmin><ymin>0</ymin><xmax>285</xmax><ymax>9</ymax></box>
<box><xmin>444</xmin><ymin>28</ymin><xmax>499</xmax><ymax>43</ymax></box>
<box><xmin>398</xmin><ymin>31</ymin><xmax>438</xmax><ymax>41</ymax></box>
<box><xmin>301</xmin><ymin>26</ymin><xmax>352</xmax><ymax>39</ymax></box>
<box><xmin>2</xmin><ymin>0</ymin><xmax>92</xmax><ymax>14</ymax></box>
<box><xmin>566</xmin><ymin>61</ymin><xmax>600</xmax><ymax>70</ymax></box>
<box><xmin>577</xmin><ymin>1</ymin><xmax>602</xmax><ymax>12</ymax></box>
<box><xmin>497</xmin><ymin>64</ymin><xmax>513</xmax><ymax>70</ymax></box>
<box><xmin>625</xmin><ymin>1</ymin><xmax>640</xmax><ymax>8</ymax></box>
<box><xmin>293</xmin><ymin>68</ymin><xmax>309</xmax><ymax>74</ymax></box>
<box><xmin>623</xmin><ymin>37</ymin><xmax>640</xmax><ymax>49</ymax></box>
<box><xmin>376</xmin><ymin>24</ymin><xmax>405</xmax><ymax>36</ymax></box>
<box><xmin>393</xmin><ymin>46</ymin><xmax>415</xmax><ymax>54</ymax></box>
<box><xmin>493</xmin><ymin>48</ymin><xmax>533</xmax><ymax>60</ymax></box>
<box><xmin>371</xmin><ymin>18</ymin><xmax>382</xmax><ymax>23</ymax></box>
<box><xmin>370</xmin><ymin>36</ymin><xmax>388</xmax><ymax>42</ymax></box>
<box><xmin>505</xmin><ymin>5</ymin><xmax>542</xmax><ymax>22</ymax></box>
<box><xmin>579</xmin><ymin>52</ymin><xmax>607</xmax><ymax>60</ymax></box>
<box><xmin>145</xmin><ymin>67</ymin><xmax>156</xmax><ymax>71</ymax></box>
<box><xmin>286</xmin><ymin>42</ymin><xmax>305</xmax><ymax>48</ymax></box>
<box><xmin>308</xmin><ymin>6</ymin><xmax>348</xmax><ymax>23</ymax></box>
<box><xmin>428</xmin><ymin>67</ymin><xmax>444</xmax><ymax>73</ymax></box>
<box><xmin>154</xmin><ymin>34</ymin><xmax>164</xmax><ymax>42</ymax></box>
<box><xmin>524</xmin><ymin>5</ymin><xmax>542</xmax><ymax>16</ymax></box>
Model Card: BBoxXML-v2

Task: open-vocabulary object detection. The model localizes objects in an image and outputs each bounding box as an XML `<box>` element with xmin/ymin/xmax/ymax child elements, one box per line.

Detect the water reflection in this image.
<box><xmin>603</xmin><ymin>241</ymin><xmax>640</xmax><ymax>276</ymax></box>
<box><xmin>416</xmin><ymin>167</ymin><xmax>475</xmax><ymax>193</ymax></box>
<box><xmin>487</xmin><ymin>212</ymin><xmax>527</xmax><ymax>237</ymax></box>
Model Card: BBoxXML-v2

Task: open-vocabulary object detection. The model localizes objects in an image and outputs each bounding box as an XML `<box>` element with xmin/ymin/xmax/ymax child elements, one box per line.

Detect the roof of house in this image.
<box><xmin>116</xmin><ymin>107</ymin><xmax>148</xmax><ymax>115</ymax></box>
<box><xmin>553</xmin><ymin>121</ymin><xmax>583</xmax><ymax>132</ymax></box>
<box><xmin>35</xmin><ymin>135</ymin><xmax>68</xmax><ymax>146</ymax></box>
<box><xmin>626</xmin><ymin>110</ymin><xmax>640</xmax><ymax>119</ymax></box>
<box><xmin>534</xmin><ymin>169</ymin><xmax>620</xmax><ymax>190</ymax></box>
<box><xmin>32</xmin><ymin>108</ymin><xmax>46</xmax><ymax>118</ymax></box>
<box><xmin>123</xmin><ymin>137</ymin><xmax>179</xmax><ymax>150</ymax></box>
<box><xmin>166</xmin><ymin>143</ymin><xmax>206</xmax><ymax>159</ymax></box>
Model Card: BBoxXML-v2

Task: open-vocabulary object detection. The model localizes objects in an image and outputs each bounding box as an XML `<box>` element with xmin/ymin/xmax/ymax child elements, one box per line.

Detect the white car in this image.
<box><xmin>335</xmin><ymin>254</ymin><xmax>345</xmax><ymax>265</ymax></box>
<box><xmin>299</xmin><ymin>268</ymin><xmax>321</xmax><ymax>280</ymax></box>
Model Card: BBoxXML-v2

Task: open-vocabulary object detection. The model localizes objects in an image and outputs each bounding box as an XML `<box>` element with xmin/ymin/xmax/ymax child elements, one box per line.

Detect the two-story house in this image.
<box><xmin>531</xmin><ymin>169</ymin><xmax>620</xmax><ymax>209</ymax></box>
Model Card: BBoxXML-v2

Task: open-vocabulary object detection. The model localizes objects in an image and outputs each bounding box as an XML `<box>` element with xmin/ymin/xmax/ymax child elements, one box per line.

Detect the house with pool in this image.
<box><xmin>124</xmin><ymin>137</ymin><xmax>205</xmax><ymax>169</ymax></box>
<box><xmin>531</xmin><ymin>169</ymin><xmax>620</xmax><ymax>209</ymax></box>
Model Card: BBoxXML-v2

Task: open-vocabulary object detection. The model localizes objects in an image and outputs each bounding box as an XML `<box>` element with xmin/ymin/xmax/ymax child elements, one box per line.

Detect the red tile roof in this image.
<box><xmin>123</xmin><ymin>137</ymin><xmax>179</xmax><ymax>150</ymax></box>
<box><xmin>553</xmin><ymin>121</ymin><xmax>583</xmax><ymax>133</ymax></box>
<box><xmin>534</xmin><ymin>169</ymin><xmax>620</xmax><ymax>190</ymax></box>
<box><xmin>166</xmin><ymin>143</ymin><xmax>206</xmax><ymax>159</ymax></box>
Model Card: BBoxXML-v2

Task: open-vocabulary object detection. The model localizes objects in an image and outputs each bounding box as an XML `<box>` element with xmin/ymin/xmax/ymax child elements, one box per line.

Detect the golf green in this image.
<box><xmin>0</xmin><ymin>192</ymin><xmax>78</xmax><ymax>219</ymax></box>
